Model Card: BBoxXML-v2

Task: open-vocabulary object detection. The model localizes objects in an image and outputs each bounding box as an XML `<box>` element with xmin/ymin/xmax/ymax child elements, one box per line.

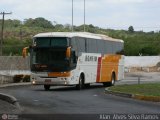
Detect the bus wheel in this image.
<box><xmin>44</xmin><ymin>85</ymin><xmax>50</xmax><ymax>91</ymax></box>
<box><xmin>103</xmin><ymin>82</ymin><xmax>109</xmax><ymax>87</ymax></box>
<box><xmin>110</xmin><ymin>73</ymin><xmax>116</xmax><ymax>86</ymax></box>
<box><xmin>85</xmin><ymin>83</ymin><xmax>90</xmax><ymax>88</ymax></box>
<box><xmin>76</xmin><ymin>75</ymin><xmax>84</xmax><ymax>90</ymax></box>
<box><xmin>103</xmin><ymin>73</ymin><xmax>116</xmax><ymax>87</ymax></box>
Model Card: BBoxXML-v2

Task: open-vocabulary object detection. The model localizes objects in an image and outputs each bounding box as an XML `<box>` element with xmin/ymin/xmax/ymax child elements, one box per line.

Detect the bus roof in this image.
<box><xmin>34</xmin><ymin>32</ymin><xmax>124</xmax><ymax>43</ymax></box>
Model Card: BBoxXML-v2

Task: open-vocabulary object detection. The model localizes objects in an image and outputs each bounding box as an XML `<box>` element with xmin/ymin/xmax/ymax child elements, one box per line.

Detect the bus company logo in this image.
<box><xmin>85</xmin><ymin>55</ymin><xmax>97</xmax><ymax>62</ymax></box>
<box><xmin>2</xmin><ymin>114</ymin><xmax>8</xmax><ymax>120</ymax></box>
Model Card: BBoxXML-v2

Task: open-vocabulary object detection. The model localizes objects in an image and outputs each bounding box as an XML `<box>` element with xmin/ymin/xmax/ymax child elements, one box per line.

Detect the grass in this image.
<box><xmin>109</xmin><ymin>83</ymin><xmax>160</xmax><ymax>97</ymax></box>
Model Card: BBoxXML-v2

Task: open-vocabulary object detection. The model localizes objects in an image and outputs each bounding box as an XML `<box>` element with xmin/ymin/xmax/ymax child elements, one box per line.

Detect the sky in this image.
<box><xmin>0</xmin><ymin>0</ymin><xmax>160</xmax><ymax>32</ymax></box>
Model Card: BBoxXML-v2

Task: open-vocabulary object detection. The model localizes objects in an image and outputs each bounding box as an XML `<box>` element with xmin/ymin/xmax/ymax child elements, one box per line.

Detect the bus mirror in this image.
<box><xmin>22</xmin><ymin>47</ymin><xmax>29</xmax><ymax>58</ymax></box>
<box><xmin>66</xmin><ymin>47</ymin><xmax>71</xmax><ymax>58</ymax></box>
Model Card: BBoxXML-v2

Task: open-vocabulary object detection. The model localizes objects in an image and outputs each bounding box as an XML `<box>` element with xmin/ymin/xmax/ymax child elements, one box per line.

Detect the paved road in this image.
<box><xmin>0</xmin><ymin>73</ymin><xmax>160</xmax><ymax>119</ymax></box>
<box><xmin>0</xmin><ymin>99</ymin><xmax>20</xmax><ymax>114</ymax></box>
<box><xmin>0</xmin><ymin>85</ymin><xmax>160</xmax><ymax>114</ymax></box>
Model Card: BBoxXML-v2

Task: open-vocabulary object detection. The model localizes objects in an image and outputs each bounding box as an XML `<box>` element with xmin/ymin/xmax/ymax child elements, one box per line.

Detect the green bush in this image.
<box><xmin>22</xmin><ymin>75</ymin><xmax>30</xmax><ymax>82</ymax></box>
<box><xmin>13</xmin><ymin>74</ymin><xmax>30</xmax><ymax>83</ymax></box>
<box><xmin>13</xmin><ymin>74</ymin><xmax>23</xmax><ymax>83</ymax></box>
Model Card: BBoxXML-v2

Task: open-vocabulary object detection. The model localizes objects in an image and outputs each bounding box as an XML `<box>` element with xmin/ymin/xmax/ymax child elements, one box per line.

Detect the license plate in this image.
<box><xmin>45</xmin><ymin>79</ymin><xmax>51</xmax><ymax>83</ymax></box>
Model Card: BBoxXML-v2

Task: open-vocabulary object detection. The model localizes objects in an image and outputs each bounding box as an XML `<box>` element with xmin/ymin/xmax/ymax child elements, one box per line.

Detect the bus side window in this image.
<box><xmin>70</xmin><ymin>50</ymin><xmax>77</xmax><ymax>64</ymax></box>
<box><xmin>72</xmin><ymin>51</ymin><xmax>77</xmax><ymax>63</ymax></box>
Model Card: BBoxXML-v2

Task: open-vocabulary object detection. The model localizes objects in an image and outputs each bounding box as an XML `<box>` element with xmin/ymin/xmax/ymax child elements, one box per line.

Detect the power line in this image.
<box><xmin>0</xmin><ymin>12</ymin><xmax>12</xmax><ymax>56</ymax></box>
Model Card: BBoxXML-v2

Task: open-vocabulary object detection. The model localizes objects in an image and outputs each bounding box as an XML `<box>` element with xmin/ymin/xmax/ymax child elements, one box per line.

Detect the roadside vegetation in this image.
<box><xmin>109</xmin><ymin>83</ymin><xmax>160</xmax><ymax>97</ymax></box>
<box><xmin>0</xmin><ymin>17</ymin><xmax>160</xmax><ymax>56</ymax></box>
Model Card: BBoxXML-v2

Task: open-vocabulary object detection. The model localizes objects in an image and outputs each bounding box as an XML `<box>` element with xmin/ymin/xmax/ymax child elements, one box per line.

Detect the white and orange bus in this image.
<box><xmin>23</xmin><ymin>32</ymin><xmax>124</xmax><ymax>90</ymax></box>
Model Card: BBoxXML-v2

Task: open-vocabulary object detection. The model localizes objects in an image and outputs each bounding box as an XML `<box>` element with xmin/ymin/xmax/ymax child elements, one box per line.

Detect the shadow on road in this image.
<box><xmin>33</xmin><ymin>84</ymin><xmax>105</xmax><ymax>92</ymax></box>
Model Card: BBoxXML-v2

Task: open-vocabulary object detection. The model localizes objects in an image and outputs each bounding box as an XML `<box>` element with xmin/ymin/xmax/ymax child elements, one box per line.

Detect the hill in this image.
<box><xmin>0</xmin><ymin>17</ymin><xmax>160</xmax><ymax>56</ymax></box>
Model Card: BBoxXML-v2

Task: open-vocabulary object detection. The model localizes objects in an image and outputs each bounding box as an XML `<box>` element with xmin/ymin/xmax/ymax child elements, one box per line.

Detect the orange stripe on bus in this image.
<box><xmin>100</xmin><ymin>55</ymin><xmax>121</xmax><ymax>82</ymax></box>
<box><xmin>48</xmin><ymin>72</ymin><xmax>71</xmax><ymax>77</ymax></box>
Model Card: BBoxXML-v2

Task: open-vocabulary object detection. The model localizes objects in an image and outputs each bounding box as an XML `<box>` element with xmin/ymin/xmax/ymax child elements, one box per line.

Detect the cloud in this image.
<box><xmin>0</xmin><ymin>0</ymin><xmax>160</xmax><ymax>31</ymax></box>
<box><xmin>105</xmin><ymin>0</ymin><xmax>146</xmax><ymax>3</ymax></box>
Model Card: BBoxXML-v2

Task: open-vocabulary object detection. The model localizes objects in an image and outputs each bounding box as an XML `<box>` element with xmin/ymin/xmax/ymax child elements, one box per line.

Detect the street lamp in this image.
<box><xmin>84</xmin><ymin>0</ymin><xmax>86</xmax><ymax>32</ymax></box>
<box><xmin>71</xmin><ymin>0</ymin><xmax>86</xmax><ymax>32</ymax></box>
<box><xmin>72</xmin><ymin>0</ymin><xmax>73</xmax><ymax>32</ymax></box>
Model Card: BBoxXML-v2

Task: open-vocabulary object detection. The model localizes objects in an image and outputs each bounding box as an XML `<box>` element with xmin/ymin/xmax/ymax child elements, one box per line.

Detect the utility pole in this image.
<box><xmin>0</xmin><ymin>12</ymin><xmax>12</xmax><ymax>56</ymax></box>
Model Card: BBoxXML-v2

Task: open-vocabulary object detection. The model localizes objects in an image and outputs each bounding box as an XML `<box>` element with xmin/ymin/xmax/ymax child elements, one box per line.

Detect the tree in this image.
<box><xmin>139</xmin><ymin>46</ymin><xmax>158</xmax><ymax>56</ymax></box>
<box><xmin>24</xmin><ymin>17</ymin><xmax>53</xmax><ymax>28</ymax></box>
<box><xmin>1</xmin><ymin>19</ymin><xmax>21</xmax><ymax>28</ymax></box>
<box><xmin>54</xmin><ymin>24</ymin><xmax>64</xmax><ymax>31</ymax></box>
<box><xmin>128</xmin><ymin>26</ymin><xmax>134</xmax><ymax>33</ymax></box>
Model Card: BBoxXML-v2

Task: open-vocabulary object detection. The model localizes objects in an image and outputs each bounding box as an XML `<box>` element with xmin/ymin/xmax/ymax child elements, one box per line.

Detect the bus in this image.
<box><xmin>23</xmin><ymin>32</ymin><xmax>124</xmax><ymax>90</ymax></box>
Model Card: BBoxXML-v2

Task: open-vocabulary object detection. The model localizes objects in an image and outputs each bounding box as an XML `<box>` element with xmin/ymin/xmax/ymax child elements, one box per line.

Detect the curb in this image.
<box><xmin>105</xmin><ymin>88</ymin><xmax>132</xmax><ymax>98</ymax></box>
<box><xmin>0</xmin><ymin>82</ymin><xmax>30</xmax><ymax>111</ymax></box>
<box><xmin>0</xmin><ymin>82</ymin><xmax>31</xmax><ymax>88</ymax></box>
<box><xmin>132</xmin><ymin>94</ymin><xmax>160</xmax><ymax>102</ymax></box>
<box><xmin>105</xmin><ymin>88</ymin><xmax>160</xmax><ymax>102</ymax></box>
<box><xmin>0</xmin><ymin>93</ymin><xmax>22</xmax><ymax>110</ymax></box>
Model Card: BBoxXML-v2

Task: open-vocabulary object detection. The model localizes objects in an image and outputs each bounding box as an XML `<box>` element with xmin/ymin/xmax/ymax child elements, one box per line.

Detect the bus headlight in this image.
<box><xmin>32</xmin><ymin>80</ymin><xmax>36</xmax><ymax>84</ymax></box>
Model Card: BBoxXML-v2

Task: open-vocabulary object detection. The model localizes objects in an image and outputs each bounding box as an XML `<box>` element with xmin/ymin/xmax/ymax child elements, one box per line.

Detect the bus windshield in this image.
<box><xmin>31</xmin><ymin>48</ymin><xmax>66</xmax><ymax>64</ymax></box>
<box><xmin>30</xmin><ymin>37</ymin><xmax>77</xmax><ymax>72</ymax></box>
<box><xmin>34</xmin><ymin>37</ymin><xmax>68</xmax><ymax>47</ymax></box>
<box><xmin>30</xmin><ymin>47</ymin><xmax>70</xmax><ymax>72</ymax></box>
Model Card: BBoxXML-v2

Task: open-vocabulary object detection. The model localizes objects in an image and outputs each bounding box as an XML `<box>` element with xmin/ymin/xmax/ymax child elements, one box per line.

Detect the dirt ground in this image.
<box><xmin>125</xmin><ymin>66</ymin><xmax>160</xmax><ymax>72</ymax></box>
<box><xmin>121</xmin><ymin>72</ymin><xmax>160</xmax><ymax>85</ymax></box>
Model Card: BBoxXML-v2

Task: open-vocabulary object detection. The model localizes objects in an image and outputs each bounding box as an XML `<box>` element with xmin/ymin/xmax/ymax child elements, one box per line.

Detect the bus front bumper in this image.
<box><xmin>31</xmin><ymin>75</ymin><xmax>75</xmax><ymax>86</ymax></box>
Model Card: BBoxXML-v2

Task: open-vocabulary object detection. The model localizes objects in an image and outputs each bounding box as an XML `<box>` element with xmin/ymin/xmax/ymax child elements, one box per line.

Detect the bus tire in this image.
<box><xmin>76</xmin><ymin>74</ymin><xmax>84</xmax><ymax>90</ymax></box>
<box><xmin>103</xmin><ymin>73</ymin><xmax>116</xmax><ymax>87</ymax></box>
<box><xmin>85</xmin><ymin>83</ymin><xmax>90</xmax><ymax>88</ymax></box>
<box><xmin>44</xmin><ymin>85</ymin><xmax>50</xmax><ymax>91</ymax></box>
<box><xmin>110</xmin><ymin>73</ymin><xmax>116</xmax><ymax>86</ymax></box>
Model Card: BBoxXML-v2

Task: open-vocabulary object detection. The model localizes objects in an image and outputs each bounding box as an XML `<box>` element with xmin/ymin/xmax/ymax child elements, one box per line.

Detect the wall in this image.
<box><xmin>125</xmin><ymin>56</ymin><xmax>160</xmax><ymax>67</ymax></box>
<box><xmin>0</xmin><ymin>56</ymin><xmax>30</xmax><ymax>70</ymax></box>
<box><xmin>0</xmin><ymin>56</ymin><xmax>160</xmax><ymax>75</ymax></box>
<box><xmin>0</xmin><ymin>56</ymin><xmax>30</xmax><ymax>84</ymax></box>
<box><xmin>0</xmin><ymin>56</ymin><xmax>30</xmax><ymax>75</ymax></box>
<box><xmin>0</xmin><ymin>75</ymin><xmax>13</xmax><ymax>84</ymax></box>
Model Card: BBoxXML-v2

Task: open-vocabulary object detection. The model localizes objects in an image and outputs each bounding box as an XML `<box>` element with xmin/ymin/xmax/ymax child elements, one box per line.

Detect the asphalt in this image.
<box><xmin>0</xmin><ymin>99</ymin><xmax>20</xmax><ymax>114</ymax></box>
<box><xmin>0</xmin><ymin>72</ymin><xmax>160</xmax><ymax>120</ymax></box>
<box><xmin>0</xmin><ymin>83</ymin><xmax>30</xmax><ymax>115</ymax></box>
<box><xmin>0</xmin><ymin>85</ymin><xmax>160</xmax><ymax>114</ymax></box>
